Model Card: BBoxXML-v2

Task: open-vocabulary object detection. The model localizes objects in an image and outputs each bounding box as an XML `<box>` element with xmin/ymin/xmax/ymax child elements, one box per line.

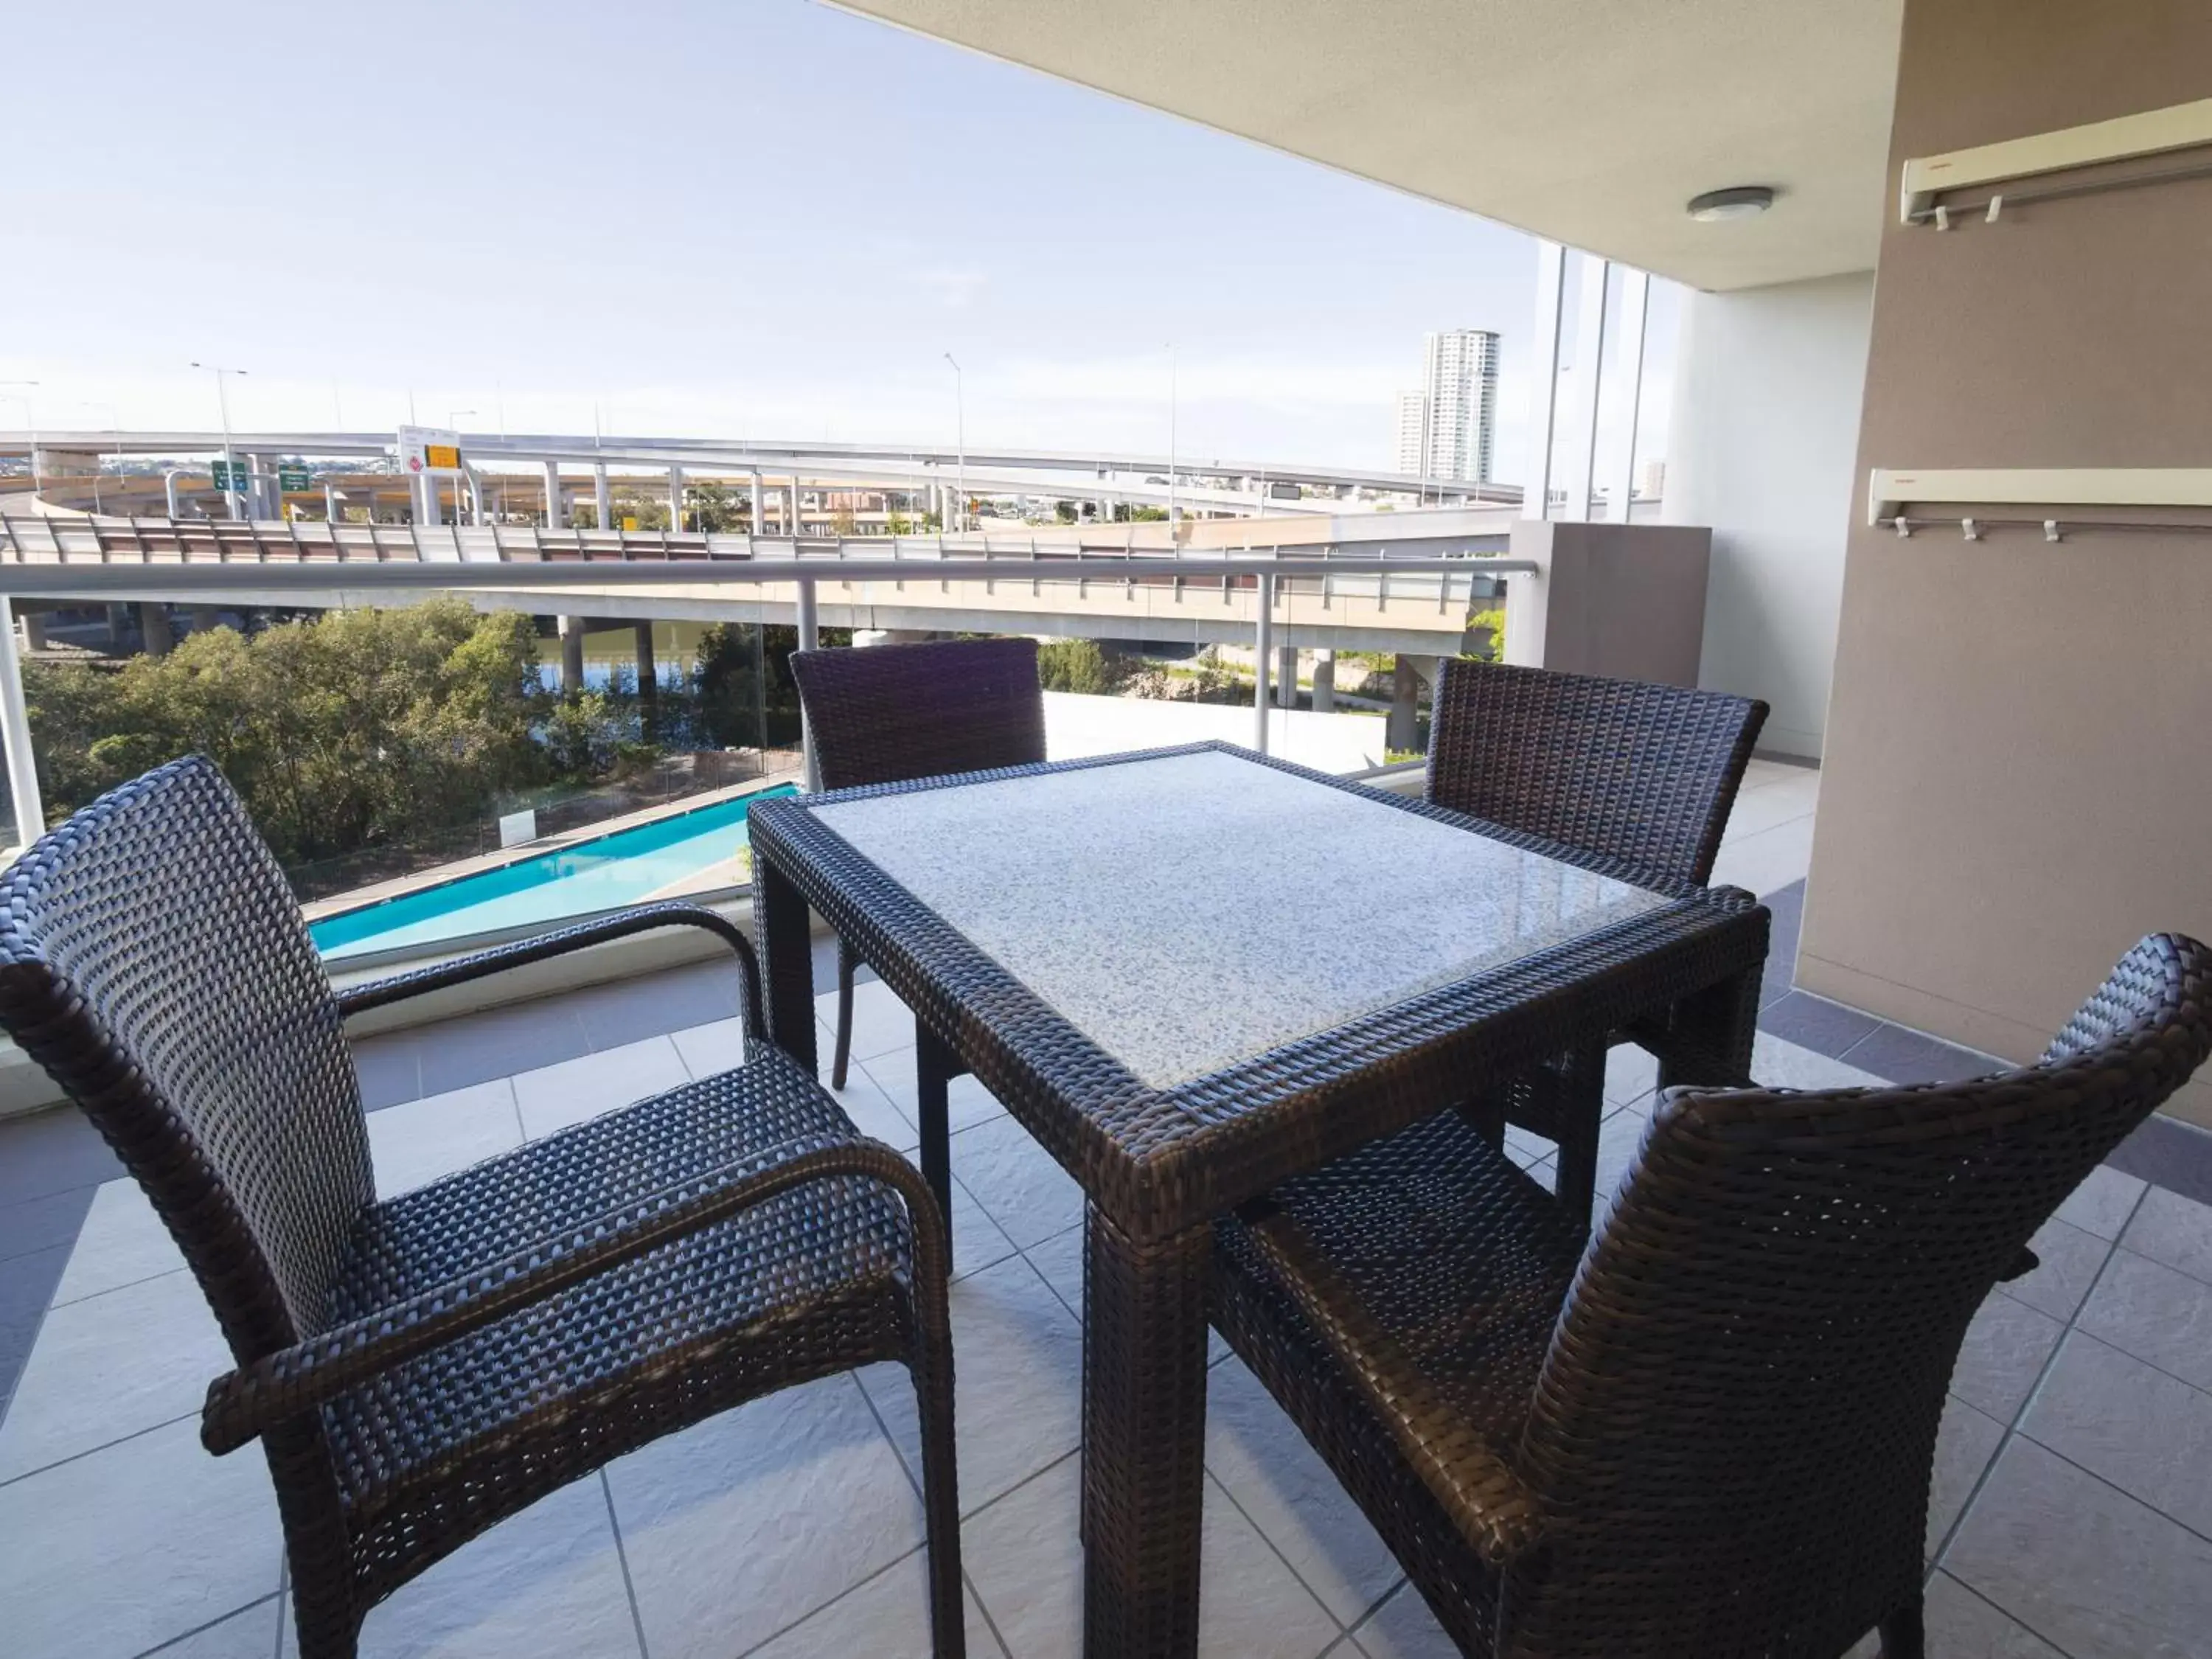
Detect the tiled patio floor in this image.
<box><xmin>2</xmin><ymin>758</ymin><xmax>2211</xmax><ymax>1657</ymax></box>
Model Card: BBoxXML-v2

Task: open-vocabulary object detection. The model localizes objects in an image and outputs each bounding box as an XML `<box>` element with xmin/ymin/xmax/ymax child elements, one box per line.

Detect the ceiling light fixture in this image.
<box><xmin>1687</xmin><ymin>185</ymin><xmax>1776</xmax><ymax>223</ymax></box>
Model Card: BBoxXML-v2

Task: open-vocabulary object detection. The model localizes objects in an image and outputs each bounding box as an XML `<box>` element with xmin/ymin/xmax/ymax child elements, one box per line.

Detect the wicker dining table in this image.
<box><xmin>746</xmin><ymin>742</ymin><xmax>1770</xmax><ymax>1658</ymax></box>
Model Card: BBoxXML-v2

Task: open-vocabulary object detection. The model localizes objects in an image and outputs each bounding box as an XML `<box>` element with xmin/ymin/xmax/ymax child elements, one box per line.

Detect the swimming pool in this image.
<box><xmin>309</xmin><ymin>785</ymin><xmax>799</xmax><ymax>961</ymax></box>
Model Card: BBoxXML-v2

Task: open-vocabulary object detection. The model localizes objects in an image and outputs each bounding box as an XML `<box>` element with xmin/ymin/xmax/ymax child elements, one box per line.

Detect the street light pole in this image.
<box><xmin>189</xmin><ymin>362</ymin><xmax>248</xmax><ymax>519</ymax></box>
<box><xmin>1166</xmin><ymin>343</ymin><xmax>1178</xmax><ymax>533</ymax></box>
<box><xmin>942</xmin><ymin>353</ymin><xmax>964</xmax><ymax>534</ymax></box>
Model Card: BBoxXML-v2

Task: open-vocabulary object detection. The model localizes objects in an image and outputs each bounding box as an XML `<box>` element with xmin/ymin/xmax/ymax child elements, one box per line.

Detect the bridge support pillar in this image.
<box><xmin>1275</xmin><ymin>644</ymin><xmax>1299</xmax><ymax>709</ymax></box>
<box><xmin>750</xmin><ymin>470</ymin><xmax>765</xmax><ymax>534</ymax></box>
<box><xmin>1311</xmin><ymin>650</ymin><xmax>1335</xmax><ymax>714</ymax></box>
<box><xmin>634</xmin><ymin>624</ymin><xmax>658</xmax><ymax>733</ymax></box>
<box><xmin>789</xmin><ymin>481</ymin><xmax>802</xmax><ymax>538</ymax></box>
<box><xmin>140</xmin><ymin>605</ymin><xmax>174</xmax><ymax>658</ymax></box>
<box><xmin>559</xmin><ymin>617</ymin><xmax>587</xmax><ymax>695</ymax></box>
<box><xmin>667</xmin><ymin>464</ymin><xmax>685</xmax><ymax>532</ymax></box>
<box><xmin>163</xmin><ymin>471</ymin><xmax>183</xmax><ymax>515</ymax></box>
<box><xmin>543</xmin><ymin>462</ymin><xmax>566</xmax><ymax>528</ymax></box>
<box><xmin>1388</xmin><ymin>657</ymin><xmax>1419</xmax><ymax>754</ymax></box>
<box><xmin>18</xmin><ymin>609</ymin><xmax>46</xmax><ymax>653</ymax></box>
<box><xmin>593</xmin><ymin>463</ymin><xmax>612</xmax><ymax>531</ymax></box>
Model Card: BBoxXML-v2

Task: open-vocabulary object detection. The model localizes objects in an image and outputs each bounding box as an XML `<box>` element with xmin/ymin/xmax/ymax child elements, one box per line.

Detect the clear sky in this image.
<box><xmin>4</xmin><ymin>0</ymin><xmax>1672</xmax><ymax>481</ymax></box>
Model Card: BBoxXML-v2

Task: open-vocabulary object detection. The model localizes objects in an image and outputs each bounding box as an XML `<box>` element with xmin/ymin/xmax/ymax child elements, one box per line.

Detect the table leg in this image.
<box><xmin>1082</xmin><ymin>1206</ymin><xmax>1211</xmax><ymax>1659</ymax></box>
<box><xmin>914</xmin><ymin>1020</ymin><xmax>957</xmax><ymax>1223</ymax></box>
<box><xmin>756</xmin><ymin>853</ymin><xmax>818</xmax><ymax>1074</ymax></box>
<box><xmin>1655</xmin><ymin>962</ymin><xmax>1762</xmax><ymax>1092</ymax></box>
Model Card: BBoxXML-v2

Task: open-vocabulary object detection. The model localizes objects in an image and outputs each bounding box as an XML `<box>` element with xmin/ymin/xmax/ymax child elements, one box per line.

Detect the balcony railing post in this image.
<box><xmin>1253</xmin><ymin>571</ymin><xmax>1276</xmax><ymax>755</ymax></box>
<box><xmin>796</xmin><ymin>571</ymin><xmax>821</xmax><ymax>791</ymax></box>
<box><xmin>0</xmin><ymin>597</ymin><xmax>45</xmax><ymax>847</ymax></box>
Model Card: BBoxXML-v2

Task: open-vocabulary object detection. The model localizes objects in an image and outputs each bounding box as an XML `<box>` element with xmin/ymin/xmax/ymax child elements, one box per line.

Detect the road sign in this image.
<box><xmin>209</xmin><ymin>460</ymin><xmax>243</xmax><ymax>489</ymax></box>
<box><xmin>395</xmin><ymin>425</ymin><xmax>463</xmax><ymax>475</ymax></box>
<box><xmin>277</xmin><ymin>465</ymin><xmax>311</xmax><ymax>491</ymax></box>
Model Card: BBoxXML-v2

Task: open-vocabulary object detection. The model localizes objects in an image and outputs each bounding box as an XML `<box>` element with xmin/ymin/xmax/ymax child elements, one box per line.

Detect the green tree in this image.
<box><xmin>1037</xmin><ymin>639</ymin><xmax>1134</xmax><ymax>696</ymax></box>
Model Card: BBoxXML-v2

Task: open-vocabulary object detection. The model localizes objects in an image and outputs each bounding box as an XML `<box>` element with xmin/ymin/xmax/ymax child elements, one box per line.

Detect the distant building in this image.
<box><xmin>1417</xmin><ymin>328</ymin><xmax>1500</xmax><ymax>484</ymax></box>
<box><xmin>1392</xmin><ymin>391</ymin><xmax>1430</xmax><ymax>476</ymax></box>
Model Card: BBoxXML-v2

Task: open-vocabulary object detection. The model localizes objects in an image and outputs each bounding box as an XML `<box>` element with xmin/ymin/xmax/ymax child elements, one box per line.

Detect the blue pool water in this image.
<box><xmin>310</xmin><ymin>785</ymin><xmax>799</xmax><ymax>960</ymax></box>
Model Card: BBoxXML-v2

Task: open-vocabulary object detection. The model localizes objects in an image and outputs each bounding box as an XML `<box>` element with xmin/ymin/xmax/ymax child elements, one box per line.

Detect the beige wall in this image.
<box><xmin>1799</xmin><ymin>0</ymin><xmax>2212</xmax><ymax>1124</ymax></box>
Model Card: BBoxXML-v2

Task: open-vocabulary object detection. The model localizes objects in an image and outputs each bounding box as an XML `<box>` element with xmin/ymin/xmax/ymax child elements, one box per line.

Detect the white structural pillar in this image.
<box><xmin>322</xmin><ymin>482</ymin><xmax>341</xmax><ymax>523</ymax></box>
<box><xmin>1276</xmin><ymin>643</ymin><xmax>1299</xmax><ymax>709</ymax></box>
<box><xmin>557</xmin><ymin>616</ymin><xmax>586</xmax><ymax>694</ymax></box>
<box><xmin>1253</xmin><ymin>573</ymin><xmax>1276</xmax><ymax>754</ymax></box>
<box><xmin>163</xmin><ymin>470</ymin><xmax>183</xmax><ymax>515</ymax></box>
<box><xmin>667</xmin><ymin>463</ymin><xmax>685</xmax><ymax>531</ymax></box>
<box><xmin>1604</xmin><ymin>268</ymin><xmax>1650</xmax><ymax>521</ymax></box>
<box><xmin>0</xmin><ymin>598</ymin><xmax>45</xmax><ymax>846</ymax></box>
<box><xmin>749</xmin><ymin>469</ymin><xmax>765</xmax><ymax>534</ymax></box>
<box><xmin>543</xmin><ymin>462</ymin><xmax>566</xmax><ymax>528</ymax></box>
<box><xmin>1525</xmin><ymin>240</ymin><xmax>1568</xmax><ymax>520</ymax></box>
<box><xmin>1559</xmin><ymin>253</ymin><xmax>1611</xmax><ymax>522</ymax></box>
<box><xmin>796</xmin><ymin>576</ymin><xmax>821</xmax><ymax>790</ymax></box>
<box><xmin>789</xmin><ymin>480</ymin><xmax>802</xmax><ymax>538</ymax></box>
<box><xmin>1311</xmin><ymin>649</ymin><xmax>1335</xmax><ymax>714</ymax></box>
<box><xmin>593</xmin><ymin>462</ymin><xmax>612</xmax><ymax>530</ymax></box>
<box><xmin>415</xmin><ymin>468</ymin><xmax>442</xmax><ymax>526</ymax></box>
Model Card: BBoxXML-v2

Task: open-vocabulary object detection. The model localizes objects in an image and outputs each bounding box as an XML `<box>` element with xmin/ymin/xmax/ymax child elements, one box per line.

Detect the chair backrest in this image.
<box><xmin>1426</xmin><ymin>661</ymin><xmax>1767</xmax><ymax>886</ymax></box>
<box><xmin>0</xmin><ymin>756</ymin><xmax>372</xmax><ymax>1361</ymax></box>
<box><xmin>1509</xmin><ymin>932</ymin><xmax>2212</xmax><ymax>1658</ymax></box>
<box><xmin>790</xmin><ymin>637</ymin><xmax>1047</xmax><ymax>792</ymax></box>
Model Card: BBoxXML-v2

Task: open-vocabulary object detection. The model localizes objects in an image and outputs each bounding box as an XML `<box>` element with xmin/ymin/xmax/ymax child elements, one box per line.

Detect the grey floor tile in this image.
<box><xmin>2021</xmin><ymin>1330</ymin><xmax>2212</xmax><ymax>1538</ymax></box>
<box><xmin>348</xmin><ymin>1032</ymin><xmax>422</xmax><ymax>1111</ymax></box>
<box><xmin>51</xmin><ymin>1178</ymin><xmax>184</xmax><ymax>1304</ymax></box>
<box><xmin>961</xmin><ymin>1455</ymin><xmax>1340</xmax><ymax>1659</ymax></box>
<box><xmin>416</xmin><ymin>998</ymin><xmax>592</xmax><ymax>1097</ymax></box>
<box><xmin>817</xmin><ymin>977</ymin><xmax>922</xmax><ymax>1067</ymax></box>
<box><xmin>864</xmin><ymin>1045</ymin><xmax>1008</xmax><ymax>1135</ymax></box>
<box><xmin>364</xmin><ymin>1079</ymin><xmax>524</xmax><ymax>1199</ymax></box>
<box><xmin>0</xmin><ymin>1241</ymin><xmax>68</xmax><ymax>1425</ymax></box>
<box><xmin>947</xmin><ymin>1115</ymin><xmax>1083</xmax><ymax>1249</ymax></box>
<box><xmin>1949</xmin><ymin>1291</ymin><xmax>2065</xmax><ymax>1423</ymax></box>
<box><xmin>292</xmin><ymin>1475</ymin><xmax>641</xmax><ymax>1659</ymax></box>
<box><xmin>669</xmin><ymin>1014</ymin><xmax>750</xmax><ymax>1082</ymax></box>
<box><xmin>2055</xmin><ymin>1164</ymin><xmax>2149</xmax><ymax>1242</ymax></box>
<box><xmin>607</xmin><ymin>1374</ymin><xmax>925</xmax><ymax>1659</ymax></box>
<box><xmin>0</xmin><ymin>1182</ymin><xmax>94</xmax><ymax>1267</ymax></box>
<box><xmin>0</xmin><ymin>1413</ymin><xmax>282</xmax><ymax>1659</ymax></box>
<box><xmin>1603</xmin><ymin>1043</ymin><xmax>1658</xmax><ymax>1105</ymax></box>
<box><xmin>1750</xmin><ymin>1032</ymin><xmax>1886</xmax><ymax>1091</ymax></box>
<box><xmin>1205</xmin><ymin>1354</ymin><xmax>1402</xmax><ymax>1627</ymax></box>
<box><xmin>2120</xmin><ymin>1184</ymin><xmax>2212</xmax><ymax>1284</ymax></box>
<box><xmin>858</xmin><ymin>1253</ymin><xmax>1081</xmax><ymax>1517</ymax></box>
<box><xmin>509</xmin><ymin>1036</ymin><xmax>692</xmax><ymax>1140</ymax></box>
<box><xmin>744</xmin><ymin>1547</ymin><xmax>1004</xmax><ymax>1659</ymax></box>
<box><xmin>1929</xmin><ymin>1394</ymin><xmax>2007</xmax><ymax>1558</ymax></box>
<box><xmin>1758</xmin><ymin>990</ymin><xmax>1882</xmax><ymax>1058</ymax></box>
<box><xmin>1351</xmin><ymin>1581</ymin><xmax>1455</xmax><ymax>1659</ymax></box>
<box><xmin>1998</xmin><ymin>1215</ymin><xmax>2112</xmax><ymax>1323</ymax></box>
<box><xmin>1945</xmin><ymin>1436</ymin><xmax>2212</xmax><ymax>1659</ymax></box>
<box><xmin>566</xmin><ymin>962</ymin><xmax>742</xmax><ymax>1053</ymax></box>
<box><xmin>1840</xmin><ymin>1023</ymin><xmax>2002</xmax><ymax>1087</ymax></box>
<box><xmin>0</xmin><ymin>1105</ymin><xmax>121</xmax><ymax>1206</ymax></box>
<box><xmin>934</xmin><ymin>1169</ymin><xmax>1021</xmax><ymax>1282</ymax></box>
<box><xmin>0</xmin><ymin>1266</ymin><xmax>225</xmax><ymax>1480</ymax></box>
<box><xmin>2076</xmin><ymin>1248</ymin><xmax>2212</xmax><ymax>1393</ymax></box>
<box><xmin>1842</xmin><ymin>1573</ymin><xmax>2066</xmax><ymax>1659</ymax></box>
<box><xmin>152</xmin><ymin>1595</ymin><xmax>287</xmax><ymax>1658</ymax></box>
<box><xmin>2107</xmin><ymin>1113</ymin><xmax>2212</xmax><ymax>1209</ymax></box>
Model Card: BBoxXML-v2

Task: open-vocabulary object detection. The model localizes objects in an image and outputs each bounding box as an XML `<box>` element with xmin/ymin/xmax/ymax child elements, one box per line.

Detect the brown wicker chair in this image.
<box><xmin>1213</xmin><ymin>931</ymin><xmax>2211</xmax><ymax>1658</ymax></box>
<box><xmin>1427</xmin><ymin>660</ymin><xmax>1769</xmax><ymax>1228</ymax></box>
<box><xmin>0</xmin><ymin>757</ymin><xmax>964</xmax><ymax>1659</ymax></box>
<box><xmin>789</xmin><ymin>636</ymin><xmax>1046</xmax><ymax>1216</ymax></box>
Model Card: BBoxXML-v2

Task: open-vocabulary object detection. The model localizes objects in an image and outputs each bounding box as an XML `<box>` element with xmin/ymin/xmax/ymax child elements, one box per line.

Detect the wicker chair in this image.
<box><xmin>0</xmin><ymin>757</ymin><xmax>964</xmax><ymax>1659</ymax></box>
<box><xmin>789</xmin><ymin>637</ymin><xmax>1047</xmax><ymax>1216</ymax></box>
<box><xmin>1428</xmin><ymin>660</ymin><xmax>1769</xmax><ymax>1228</ymax></box>
<box><xmin>1212</xmin><ymin>931</ymin><xmax>2211</xmax><ymax>1658</ymax></box>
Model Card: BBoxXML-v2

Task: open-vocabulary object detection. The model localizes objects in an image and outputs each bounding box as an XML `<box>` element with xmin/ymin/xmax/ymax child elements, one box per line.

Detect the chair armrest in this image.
<box><xmin>201</xmin><ymin>1133</ymin><xmax>940</xmax><ymax>1454</ymax></box>
<box><xmin>335</xmin><ymin>900</ymin><xmax>765</xmax><ymax>1040</ymax></box>
<box><xmin>1237</xmin><ymin>1203</ymin><xmax>1547</xmax><ymax>1567</ymax></box>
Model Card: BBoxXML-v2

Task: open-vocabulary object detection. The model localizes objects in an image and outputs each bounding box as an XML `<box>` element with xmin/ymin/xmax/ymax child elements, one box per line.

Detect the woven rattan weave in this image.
<box><xmin>790</xmin><ymin>636</ymin><xmax>1046</xmax><ymax>1215</ymax></box>
<box><xmin>1214</xmin><ymin>932</ymin><xmax>2211</xmax><ymax>1658</ymax></box>
<box><xmin>748</xmin><ymin>742</ymin><xmax>1770</xmax><ymax>1657</ymax></box>
<box><xmin>1428</xmin><ymin>661</ymin><xmax>1769</xmax><ymax>1232</ymax></box>
<box><xmin>0</xmin><ymin>757</ymin><xmax>964</xmax><ymax>1659</ymax></box>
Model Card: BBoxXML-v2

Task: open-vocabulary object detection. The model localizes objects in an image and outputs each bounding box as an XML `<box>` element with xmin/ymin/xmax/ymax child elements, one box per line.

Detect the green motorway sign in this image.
<box><xmin>209</xmin><ymin>460</ymin><xmax>243</xmax><ymax>489</ymax></box>
<box><xmin>277</xmin><ymin>465</ymin><xmax>312</xmax><ymax>491</ymax></box>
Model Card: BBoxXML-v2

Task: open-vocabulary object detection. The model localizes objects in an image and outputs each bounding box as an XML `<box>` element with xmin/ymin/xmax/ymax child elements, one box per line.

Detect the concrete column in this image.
<box><xmin>1387</xmin><ymin>656</ymin><xmax>1420</xmax><ymax>754</ymax></box>
<box><xmin>750</xmin><ymin>469</ymin><xmax>765</xmax><ymax>533</ymax></box>
<box><xmin>139</xmin><ymin>605</ymin><xmax>174</xmax><ymax>658</ymax></box>
<box><xmin>667</xmin><ymin>464</ymin><xmax>685</xmax><ymax>531</ymax></box>
<box><xmin>322</xmin><ymin>482</ymin><xmax>341</xmax><ymax>523</ymax></box>
<box><xmin>189</xmin><ymin>607</ymin><xmax>220</xmax><ymax>636</ymax></box>
<box><xmin>1276</xmin><ymin>643</ymin><xmax>1299</xmax><ymax>709</ymax></box>
<box><xmin>593</xmin><ymin>463</ymin><xmax>611</xmax><ymax>531</ymax></box>
<box><xmin>163</xmin><ymin>471</ymin><xmax>182</xmax><ymax>515</ymax></box>
<box><xmin>1311</xmin><ymin>649</ymin><xmax>1335</xmax><ymax>714</ymax></box>
<box><xmin>415</xmin><ymin>469</ymin><xmax>442</xmax><ymax>526</ymax></box>
<box><xmin>789</xmin><ymin>481</ymin><xmax>802</xmax><ymax>537</ymax></box>
<box><xmin>18</xmin><ymin>610</ymin><xmax>46</xmax><ymax>652</ymax></box>
<box><xmin>634</xmin><ymin>623</ymin><xmax>658</xmax><ymax>733</ymax></box>
<box><xmin>558</xmin><ymin>616</ymin><xmax>587</xmax><ymax>694</ymax></box>
<box><xmin>543</xmin><ymin>462</ymin><xmax>566</xmax><ymax>527</ymax></box>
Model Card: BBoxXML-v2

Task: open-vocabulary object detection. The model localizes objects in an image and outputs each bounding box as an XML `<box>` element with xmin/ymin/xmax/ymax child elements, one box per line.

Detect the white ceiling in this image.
<box><xmin>834</xmin><ymin>0</ymin><xmax>1903</xmax><ymax>291</ymax></box>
